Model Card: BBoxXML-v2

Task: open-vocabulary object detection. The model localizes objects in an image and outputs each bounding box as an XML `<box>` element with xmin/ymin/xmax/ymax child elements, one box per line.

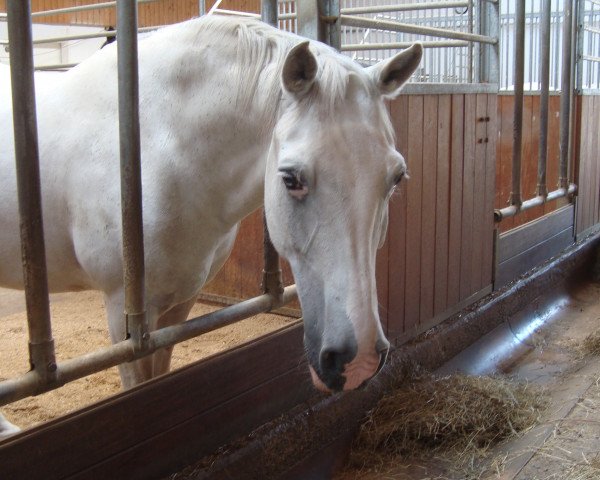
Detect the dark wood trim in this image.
<box><xmin>0</xmin><ymin>324</ymin><xmax>312</xmax><ymax>480</ymax></box>
<box><xmin>498</xmin><ymin>205</ymin><xmax>575</xmax><ymax>262</ymax></box>
<box><xmin>496</xmin><ymin>211</ymin><xmax>575</xmax><ymax>288</ymax></box>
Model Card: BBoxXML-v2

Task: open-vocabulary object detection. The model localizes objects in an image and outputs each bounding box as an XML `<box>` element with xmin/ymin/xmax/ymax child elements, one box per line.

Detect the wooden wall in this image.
<box><xmin>495</xmin><ymin>94</ymin><xmax>570</xmax><ymax>233</ymax></box>
<box><xmin>204</xmin><ymin>93</ymin><xmax>497</xmax><ymax>345</ymax></box>
<box><xmin>0</xmin><ymin>0</ymin><xmax>259</xmax><ymax>27</ymax></box>
<box><xmin>575</xmin><ymin>95</ymin><xmax>600</xmax><ymax>236</ymax></box>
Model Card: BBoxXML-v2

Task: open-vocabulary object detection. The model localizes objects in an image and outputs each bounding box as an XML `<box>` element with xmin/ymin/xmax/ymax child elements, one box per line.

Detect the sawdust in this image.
<box><xmin>0</xmin><ymin>288</ymin><xmax>295</xmax><ymax>430</ymax></box>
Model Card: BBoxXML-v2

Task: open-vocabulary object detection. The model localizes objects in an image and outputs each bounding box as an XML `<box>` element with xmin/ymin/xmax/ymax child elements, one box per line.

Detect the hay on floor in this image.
<box><xmin>580</xmin><ymin>330</ymin><xmax>600</xmax><ymax>357</ymax></box>
<box><xmin>348</xmin><ymin>373</ymin><xmax>547</xmax><ymax>472</ymax></box>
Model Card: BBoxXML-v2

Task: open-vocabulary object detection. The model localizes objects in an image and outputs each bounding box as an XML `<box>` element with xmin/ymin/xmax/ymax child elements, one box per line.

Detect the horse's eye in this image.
<box><xmin>393</xmin><ymin>172</ymin><xmax>405</xmax><ymax>186</ymax></box>
<box><xmin>281</xmin><ymin>171</ymin><xmax>303</xmax><ymax>190</ymax></box>
<box><xmin>278</xmin><ymin>168</ymin><xmax>308</xmax><ymax>199</ymax></box>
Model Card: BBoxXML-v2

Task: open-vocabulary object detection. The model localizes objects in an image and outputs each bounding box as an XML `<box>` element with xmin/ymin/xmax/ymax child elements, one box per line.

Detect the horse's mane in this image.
<box><xmin>150</xmin><ymin>15</ymin><xmax>376</xmax><ymax>129</ymax></box>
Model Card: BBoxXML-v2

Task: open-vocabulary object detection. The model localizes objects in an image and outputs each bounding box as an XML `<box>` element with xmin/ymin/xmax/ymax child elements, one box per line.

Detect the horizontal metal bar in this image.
<box><xmin>0</xmin><ymin>285</ymin><xmax>298</xmax><ymax>407</ymax></box>
<box><xmin>30</xmin><ymin>0</ymin><xmax>158</xmax><ymax>18</ymax></box>
<box><xmin>278</xmin><ymin>13</ymin><xmax>297</xmax><ymax>21</ymax></box>
<box><xmin>341</xmin><ymin>15</ymin><xmax>497</xmax><ymax>45</ymax></box>
<box><xmin>34</xmin><ymin>63</ymin><xmax>79</xmax><ymax>70</ymax></box>
<box><xmin>584</xmin><ymin>25</ymin><xmax>600</xmax><ymax>35</ymax></box>
<box><xmin>341</xmin><ymin>1</ymin><xmax>469</xmax><ymax>15</ymax></box>
<box><xmin>582</xmin><ymin>54</ymin><xmax>600</xmax><ymax>63</ymax></box>
<box><xmin>342</xmin><ymin>40</ymin><xmax>468</xmax><ymax>51</ymax></box>
<box><xmin>214</xmin><ymin>9</ymin><xmax>261</xmax><ymax>18</ymax></box>
<box><xmin>494</xmin><ymin>184</ymin><xmax>577</xmax><ymax>222</ymax></box>
<box><xmin>0</xmin><ymin>26</ymin><xmax>159</xmax><ymax>47</ymax></box>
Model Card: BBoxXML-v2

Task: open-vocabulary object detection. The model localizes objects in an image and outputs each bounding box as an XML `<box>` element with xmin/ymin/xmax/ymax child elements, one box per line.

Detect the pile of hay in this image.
<box><xmin>348</xmin><ymin>374</ymin><xmax>547</xmax><ymax>472</ymax></box>
<box><xmin>580</xmin><ymin>330</ymin><xmax>600</xmax><ymax>357</ymax></box>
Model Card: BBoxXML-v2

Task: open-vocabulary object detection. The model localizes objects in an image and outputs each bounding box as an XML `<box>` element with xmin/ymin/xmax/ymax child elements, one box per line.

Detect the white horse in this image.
<box><xmin>0</xmin><ymin>16</ymin><xmax>422</xmax><ymax>438</ymax></box>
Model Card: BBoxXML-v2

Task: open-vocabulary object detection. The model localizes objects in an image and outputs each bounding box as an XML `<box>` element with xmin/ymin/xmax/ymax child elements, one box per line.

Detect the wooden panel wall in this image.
<box><xmin>495</xmin><ymin>95</ymin><xmax>569</xmax><ymax>233</ymax></box>
<box><xmin>575</xmin><ymin>95</ymin><xmax>600</xmax><ymax>235</ymax></box>
<box><xmin>384</xmin><ymin>93</ymin><xmax>496</xmax><ymax>343</ymax></box>
<box><xmin>205</xmin><ymin>93</ymin><xmax>497</xmax><ymax>345</ymax></box>
<box><xmin>0</xmin><ymin>0</ymin><xmax>259</xmax><ymax>27</ymax></box>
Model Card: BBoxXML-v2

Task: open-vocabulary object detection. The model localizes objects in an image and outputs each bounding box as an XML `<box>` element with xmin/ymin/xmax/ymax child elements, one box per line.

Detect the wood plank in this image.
<box><xmin>496</xmin><ymin>96</ymin><xmax>516</xmax><ymax>233</ymax></box>
<box><xmin>447</xmin><ymin>94</ymin><xmax>464</xmax><ymax>307</ymax></box>
<box><xmin>495</xmin><ymin>226</ymin><xmax>574</xmax><ymax>288</ymax></box>
<box><xmin>498</xmin><ymin>205</ymin><xmax>575</xmax><ymax>263</ymax></box>
<box><xmin>471</xmin><ymin>94</ymin><xmax>488</xmax><ymax>293</ymax></box>
<box><xmin>459</xmin><ymin>94</ymin><xmax>476</xmax><ymax>300</ymax></box>
<box><xmin>419</xmin><ymin>95</ymin><xmax>438</xmax><ymax>325</ymax></box>
<box><xmin>0</xmin><ymin>323</ymin><xmax>308</xmax><ymax>480</ymax></box>
<box><xmin>482</xmin><ymin>94</ymin><xmax>498</xmax><ymax>288</ymax></box>
<box><xmin>589</xmin><ymin>95</ymin><xmax>600</xmax><ymax>225</ymax></box>
<box><xmin>404</xmin><ymin>95</ymin><xmax>424</xmax><ymax>332</ymax></box>
<box><xmin>433</xmin><ymin>95</ymin><xmax>451</xmax><ymax>316</ymax></box>
<box><xmin>387</xmin><ymin>97</ymin><xmax>409</xmax><ymax>339</ymax></box>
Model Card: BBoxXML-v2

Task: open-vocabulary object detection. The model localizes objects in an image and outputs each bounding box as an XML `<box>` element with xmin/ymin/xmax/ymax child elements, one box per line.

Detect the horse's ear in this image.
<box><xmin>282</xmin><ymin>41</ymin><xmax>317</xmax><ymax>97</ymax></box>
<box><xmin>367</xmin><ymin>43</ymin><xmax>423</xmax><ymax>99</ymax></box>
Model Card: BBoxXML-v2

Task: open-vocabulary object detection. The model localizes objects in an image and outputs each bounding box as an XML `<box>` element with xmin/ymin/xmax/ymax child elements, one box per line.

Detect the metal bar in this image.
<box><xmin>216</xmin><ymin>9</ymin><xmax>261</xmax><ymax>18</ymax></box>
<box><xmin>468</xmin><ymin>0</ymin><xmax>473</xmax><ymax>82</ymax></box>
<box><xmin>0</xmin><ymin>286</ymin><xmax>298</xmax><ymax>407</ymax></box>
<box><xmin>34</xmin><ymin>63</ymin><xmax>79</xmax><ymax>71</ymax></box>
<box><xmin>495</xmin><ymin>184</ymin><xmax>578</xmax><ymax>222</ymax></box>
<box><xmin>509</xmin><ymin>0</ymin><xmax>526</xmax><ymax>208</ymax></box>
<box><xmin>260</xmin><ymin>0</ymin><xmax>284</xmax><ymax>307</ymax></box>
<box><xmin>584</xmin><ymin>25</ymin><xmax>600</xmax><ymax>35</ymax></box>
<box><xmin>261</xmin><ymin>0</ymin><xmax>278</xmax><ymax>25</ymax></box>
<box><xmin>341</xmin><ymin>1</ymin><xmax>470</xmax><ymax>15</ymax></box>
<box><xmin>117</xmin><ymin>0</ymin><xmax>147</xmax><ymax>351</ymax></box>
<box><xmin>479</xmin><ymin>2</ymin><xmax>500</xmax><ymax>84</ymax></box>
<box><xmin>7</xmin><ymin>0</ymin><xmax>57</xmax><ymax>383</ymax></box>
<box><xmin>583</xmin><ymin>54</ymin><xmax>600</xmax><ymax>63</ymax></box>
<box><xmin>30</xmin><ymin>0</ymin><xmax>157</xmax><ymax>18</ymax></box>
<box><xmin>340</xmin><ymin>15</ymin><xmax>498</xmax><ymax>45</ymax></box>
<box><xmin>0</xmin><ymin>26</ymin><xmax>159</xmax><ymax>47</ymax></box>
<box><xmin>342</xmin><ymin>40</ymin><xmax>469</xmax><ymax>51</ymax></box>
<box><xmin>559</xmin><ymin>0</ymin><xmax>574</xmax><ymax>190</ymax></box>
<box><xmin>537</xmin><ymin>0</ymin><xmax>552</xmax><ymax>198</ymax></box>
<box><xmin>278</xmin><ymin>12</ymin><xmax>296</xmax><ymax>21</ymax></box>
<box><xmin>199</xmin><ymin>0</ymin><xmax>206</xmax><ymax>16</ymax></box>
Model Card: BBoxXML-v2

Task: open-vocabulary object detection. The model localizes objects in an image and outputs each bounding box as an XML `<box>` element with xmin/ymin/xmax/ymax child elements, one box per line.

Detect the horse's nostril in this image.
<box><xmin>320</xmin><ymin>348</ymin><xmax>351</xmax><ymax>375</ymax></box>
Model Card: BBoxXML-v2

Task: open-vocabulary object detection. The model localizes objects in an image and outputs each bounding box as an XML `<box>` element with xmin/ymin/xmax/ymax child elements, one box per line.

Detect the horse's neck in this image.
<box><xmin>138</xmin><ymin>24</ymin><xmax>281</xmax><ymax>229</ymax></box>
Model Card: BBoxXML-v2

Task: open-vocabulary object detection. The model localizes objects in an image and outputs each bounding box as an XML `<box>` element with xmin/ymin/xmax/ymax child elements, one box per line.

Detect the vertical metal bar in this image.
<box><xmin>537</xmin><ymin>0</ymin><xmax>552</xmax><ymax>198</ymax></box>
<box><xmin>117</xmin><ymin>0</ymin><xmax>147</xmax><ymax>350</ymax></box>
<box><xmin>575</xmin><ymin>0</ymin><xmax>585</xmax><ymax>93</ymax></box>
<box><xmin>510</xmin><ymin>0</ymin><xmax>526</xmax><ymax>208</ymax></box>
<box><xmin>478</xmin><ymin>0</ymin><xmax>500</xmax><ymax>84</ymax></box>
<box><xmin>468</xmin><ymin>0</ymin><xmax>473</xmax><ymax>82</ymax></box>
<box><xmin>261</xmin><ymin>0</ymin><xmax>278</xmax><ymax>25</ymax></box>
<box><xmin>199</xmin><ymin>0</ymin><xmax>206</xmax><ymax>16</ymax></box>
<box><xmin>7</xmin><ymin>0</ymin><xmax>57</xmax><ymax>381</ymax></box>
<box><xmin>559</xmin><ymin>0</ymin><xmax>574</xmax><ymax>190</ymax></box>
<box><xmin>260</xmin><ymin>0</ymin><xmax>284</xmax><ymax>307</ymax></box>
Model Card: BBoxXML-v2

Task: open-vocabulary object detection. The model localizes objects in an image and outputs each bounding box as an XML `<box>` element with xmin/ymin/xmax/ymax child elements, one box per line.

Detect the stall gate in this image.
<box><xmin>1</xmin><ymin>0</ymin><xmax>600</xmax><ymax>478</ymax></box>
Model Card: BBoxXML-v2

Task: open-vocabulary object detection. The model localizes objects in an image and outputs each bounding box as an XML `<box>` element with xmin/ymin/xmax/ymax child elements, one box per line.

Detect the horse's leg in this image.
<box><xmin>0</xmin><ymin>413</ymin><xmax>20</xmax><ymax>440</ymax></box>
<box><xmin>150</xmin><ymin>296</ymin><xmax>198</xmax><ymax>377</ymax></box>
<box><xmin>104</xmin><ymin>290</ymin><xmax>156</xmax><ymax>389</ymax></box>
<box><xmin>104</xmin><ymin>291</ymin><xmax>197</xmax><ymax>389</ymax></box>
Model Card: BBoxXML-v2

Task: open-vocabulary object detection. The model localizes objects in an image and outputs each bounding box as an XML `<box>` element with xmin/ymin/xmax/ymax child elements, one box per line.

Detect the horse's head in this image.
<box><xmin>265</xmin><ymin>40</ymin><xmax>422</xmax><ymax>393</ymax></box>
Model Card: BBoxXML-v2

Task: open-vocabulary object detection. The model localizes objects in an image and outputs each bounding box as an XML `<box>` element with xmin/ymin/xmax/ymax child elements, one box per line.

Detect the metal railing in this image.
<box><xmin>494</xmin><ymin>0</ymin><xmax>578</xmax><ymax>222</ymax></box>
<box><xmin>0</xmin><ymin>0</ymin><xmax>296</xmax><ymax>409</ymax></box>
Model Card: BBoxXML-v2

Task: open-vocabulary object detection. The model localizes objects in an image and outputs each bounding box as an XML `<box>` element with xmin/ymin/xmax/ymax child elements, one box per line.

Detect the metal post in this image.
<box><xmin>260</xmin><ymin>0</ymin><xmax>284</xmax><ymax>307</ymax></box>
<box><xmin>117</xmin><ymin>0</ymin><xmax>148</xmax><ymax>351</ymax></box>
<box><xmin>7</xmin><ymin>0</ymin><xmax>57</xmax><ymax>382</ymax></box>
<box><xmin>478</xmin><ymin>0</ymin><xmax>500</xmax><ymax>84</ymax></box>
<box><xmin>199</xmin><ymin>0</ymin><xmax>206</xmax><ymax>16</ymax></box>
<box><xmin>510</xmin><ymin>0</ymin><xmax>526</xmax><ymax>208</ymax></box>
<box><xmin>297</xmin><ymin>0</ymin><xmax>341</xmax><ymax>50</ymax></box>
<box><xmin>261</xmin><ymin>0</ymin><xmax>277</xmax><ymax>26</ymax></box>
<box><xmin>559</xmin><ymin>0</ymin><xmax>573</xmax><ymax>191</ymax></box>
<box><xmin>537</xmin><ymin>0</ymin><xmax>552</xmax><ymax>198</ymax></box>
